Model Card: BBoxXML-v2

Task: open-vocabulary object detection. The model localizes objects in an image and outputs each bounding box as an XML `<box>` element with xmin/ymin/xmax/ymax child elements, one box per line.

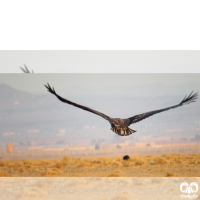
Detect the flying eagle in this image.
<box><xmin>45</xmin><ymin>83</ymin><xmax>198</xmax><ymax>136</ymax></box>
<box><xmin>20</xmin><ymin>65</ymin><xmax>34</xmax><ymax>73</ymax></box>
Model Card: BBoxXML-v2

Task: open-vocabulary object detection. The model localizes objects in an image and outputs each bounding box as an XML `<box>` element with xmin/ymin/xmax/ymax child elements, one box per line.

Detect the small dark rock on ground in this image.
<box><xmin>123</xmin><ymin>155</ymin><xmax>130</xmax><ymax>161</ymax></box>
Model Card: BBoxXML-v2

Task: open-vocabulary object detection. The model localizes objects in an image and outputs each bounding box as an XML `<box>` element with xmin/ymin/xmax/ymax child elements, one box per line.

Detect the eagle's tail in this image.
<box><xmin>111</xmin><ymin>126</ymin><xmax>136</xmax><ymax>136</ymax></box>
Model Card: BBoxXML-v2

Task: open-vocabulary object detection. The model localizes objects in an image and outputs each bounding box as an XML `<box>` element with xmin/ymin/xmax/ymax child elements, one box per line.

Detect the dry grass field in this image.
<box><xmin>0</xmin><ymin>153</ymin><xmax>200</xmax><ymax>177</ymax></box>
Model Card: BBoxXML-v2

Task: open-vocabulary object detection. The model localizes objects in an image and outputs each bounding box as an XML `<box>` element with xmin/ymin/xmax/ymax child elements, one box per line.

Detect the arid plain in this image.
<box><xmin>0</xmin><ymin>153</ymin><xmax>200</xmax><ymax>177</ymax></box>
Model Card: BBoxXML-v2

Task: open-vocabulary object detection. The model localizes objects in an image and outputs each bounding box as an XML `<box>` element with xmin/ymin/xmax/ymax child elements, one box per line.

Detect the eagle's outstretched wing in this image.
<box><xmin>20</xmin><ymin>64</ymin><xmax>34</xmax><ymax>73</ymax></box>
<box><xmin>45</xmin><ymin>83</ymin><xmax>111</xmax><ymax>122</ymax></box>
<box><xmin>127</xmin><ymin>91</ymin><xmax>198</xmax><ymax>125</ymax></box>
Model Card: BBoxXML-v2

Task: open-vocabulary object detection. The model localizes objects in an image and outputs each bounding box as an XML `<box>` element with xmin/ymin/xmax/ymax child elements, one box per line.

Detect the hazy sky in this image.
<box><xmin>0</xmin><ymin>74</ymin><xmax>200</xmax><ymax>95</ymax></box>
<box><xmin>0</xmin><ymin>50</ymin><xmax>200</xmax><ymax>73</ymax></box>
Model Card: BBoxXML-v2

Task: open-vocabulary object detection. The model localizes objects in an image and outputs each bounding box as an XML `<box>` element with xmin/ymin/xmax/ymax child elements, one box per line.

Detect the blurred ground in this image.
<box><xmin>0</xmin><ymin>177</ymin><xmax>199</xmax><ymax>200</ymax></box>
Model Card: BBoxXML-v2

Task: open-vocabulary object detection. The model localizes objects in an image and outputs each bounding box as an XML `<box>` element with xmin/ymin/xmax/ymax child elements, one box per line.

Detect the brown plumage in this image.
<box><xmin>45</xmin><ymin>83</ymin><xmax>198</xmax><ymax>136</ymax></box>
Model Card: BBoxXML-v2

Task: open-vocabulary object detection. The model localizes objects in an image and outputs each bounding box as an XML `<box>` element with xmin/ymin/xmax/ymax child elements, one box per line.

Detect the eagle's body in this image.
<box><xmin>109</xmin><ymin>118</ymin><xmax>135</xmax><ymax>136</ymax></box>
<box><xmin>44</xmin><ymin>83</ymin><xmax>198</xmax><ymax>136</ymax></box>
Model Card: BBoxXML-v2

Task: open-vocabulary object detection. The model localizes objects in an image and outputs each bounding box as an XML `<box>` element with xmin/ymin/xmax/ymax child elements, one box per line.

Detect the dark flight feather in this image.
<box><xmin>127</xmin><ymin>91</ymin><xmax>198</xmax><ymax>125</ymax></box>
<box><xmin>20</xmin><ymin>64</ymin><xmax>34</xmax><ymax>73</ymax></box>
<box><xmin>45</xmin><ymin>83</ymin><xmax>111</xmax><ymax>122</ymax></box>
